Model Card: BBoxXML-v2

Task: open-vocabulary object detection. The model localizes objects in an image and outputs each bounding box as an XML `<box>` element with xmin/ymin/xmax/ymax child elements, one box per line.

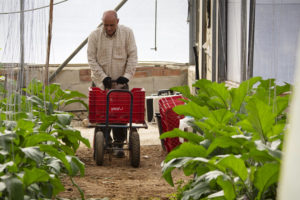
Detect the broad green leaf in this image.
<box><xmin>173</xmin><ymin>101</ymin><xmax>210</xmax><ymax>119</ymax></box>
<box><xmin>21</xmin><ymin>147</ymin><xmax>44</xmax><ymax>163</ymax></box>
<box><xmin>206</xmin><ymin>190</ymin><xmax>225</xmax><ymax>199</ymax></box>
<box><xmin>193</xmin><ymin>79</ymin><xmax>214</xmax><ymax>96</ymax></box>
<box><xmin>39</xmin><ymin>145</ymin><xmax>71</xmax><ymax>173</ymax></box>
<box><xmin>16</xmin><ymin>119</ymin><xmax>35</xmax><ymax>132</ymax></box>
<box><xmin>162</xmin><ymin>167</ymin><xmax>175</xmax><ymax>186</ymax></box>
<box><xmin>254</xmin><ymin>163</ymin><xmax>279</xmax><ymax>199</ymax></box>
<box><xmin>266</xmin><ymin>123</ymin><xmax>285</xmax><ymax>138</ymax></box>
<box><xmin>207</xmin><ymin>136</ymin><xmax>242</xmax><ymax>155</ymax></box>
<box><xmin>47</xmin><ymin>157</ymin><xmax>62</xmax><ymax>174</ymax></box>
<box><xmin>182</xmin><ymin>181</ymin><xmax>210</xmax><ymax>200</ymax></box>
<box><xmin>160</xmin><ymin>128</ymin><xmax>204</xmax><ymax>144</ymax></box>
<box><xmin>275</xmin><ymin>95</ymin><xmax>290</xmax><ymax>116</ymax></box>
<box><xmin>196</xmin><ymin>170</ymin><xmax>225</xmax><ymax>183</ymax></box>
<box><xmin>64</xmin><ymin>99</ymin><xmax>88</xmax><ymax>111</ymax></box>
<box><xmin>165</xmin><ymin>142</ymin><xmax>207</xmax><ymax>163</ymax></box>
<box><xmin>23</xmin><ymin>168</ymin><xmax>50</xmax><ymax>187</ymax></box>
<box><xmin>210</xmin><ymin>109</ymin><xmax>234</xmax><ymax>125</ymax></box>
<box><xmin>49</xmin><ymin>177</ymin><xmax>65</xmax><ymax>196</ymax></box>
<box><xmin>246</xmin><ymin>99</ymin><xmax>275</xmax><ymax>142</ymax></box>
<box><xmin>275</xmin><ymin>82</ymin><xmax>291</xmax><ymax>96</ymax></box>
<box><xmin>55</xmin><ymin>128</ymin><xmax>90</xmax><ymax>149</ymax></box>
<box><xmin>4</xmin><ymin>176</ymin><xmax>24</xmax><ymax>200</ymax></box>
<box><xmin>253</xmin><ymin>140</ymin><xmax>282</xmax><ymax>161</ymax></box>
<box><xmin>0</xmin><ymin>161</ymin><xmax>14</xmax><ymax>173</ymax></box>
<box><xmin>209</xmin><ymin>82</ymin><xmax>230</xmax><ymax>109</ymax></box>
<box><xmin>55</xmin><ymin>113</ymin><xmax>73</xmax><ymax>126</ymax></box>
<box><xmin>162</xmin><ymin>157</ymin><xmax>209</xmax><ymax>186</ymax></box>
<box><xmin>217</xmin><ymin>155</ymin><xmax>248</xmax><ymax>181</ymax></box>
<box><xmin>67</xmin><ymin>156</ymin><xmax>85</xmax><ymax>177</ymax></box>
<box><xmin>24</xmin><ymin>133</ymin><xmax>58</xmax><ymax>147</ymax></box>
<box><xmin>217</xmin><ymin>176</ymin><xmax>236</xmax><ymax>200</ymax></box>
<box><xmin>231</xmin><ymin>76</ymin><xmax>261</xmax><ymax>112</ymax></box>
<box><xmin>62</xmin><ymin>90</ymin><xmax>87</xmax><ymax>99</ymax></box>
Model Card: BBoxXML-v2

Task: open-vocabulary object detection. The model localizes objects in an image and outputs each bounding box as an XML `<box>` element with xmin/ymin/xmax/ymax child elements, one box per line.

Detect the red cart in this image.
<box><xmin>158</xmin><ymin>95</ymin><xmax>185</xmax><ymax>152</ymax></box>
<box><xmin>88</xmin><ymin>87</ymin><xmax>147</xmax><ymax>167</ymax></box>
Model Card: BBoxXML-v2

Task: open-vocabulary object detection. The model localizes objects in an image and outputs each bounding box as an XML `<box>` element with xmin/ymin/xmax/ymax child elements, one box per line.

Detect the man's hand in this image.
<box><xmin>116</xmin><ymin>76</ymin><xmax>129</xmax><ymax>84</ymax></box>
<box><xmin>103</xmin><ymin>77</ymin><xmax>112</xmax><ymax>89</ymax></box>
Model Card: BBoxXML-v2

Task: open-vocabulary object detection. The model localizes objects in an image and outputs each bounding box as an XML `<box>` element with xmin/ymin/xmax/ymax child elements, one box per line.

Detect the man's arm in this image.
<box><xmin>87</xmin><ymin>31</ymin><xmax>108</xmax><ymax>84</ymax></box>
<box><xmin>123</xmin><ymin>28</ymin><xmax>137</xmax><ymax>80</ymax></box>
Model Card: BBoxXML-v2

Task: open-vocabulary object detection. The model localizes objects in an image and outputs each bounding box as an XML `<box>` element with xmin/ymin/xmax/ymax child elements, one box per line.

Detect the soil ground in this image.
<box><xmin>58</xmin><ymin>123</ymin><xmax>188</xmax><ymax>200</ymax></box>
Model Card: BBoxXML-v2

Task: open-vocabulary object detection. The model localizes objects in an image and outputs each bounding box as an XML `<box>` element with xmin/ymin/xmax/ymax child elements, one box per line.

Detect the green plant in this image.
<box><xmin>160</xmin><ymin>77</ymin><xmax>291</xmax><ymax>200</ymax></box>
<box><xmin>0</xmin><ymin>80</ymin><xmax>90</xmax><ymax>199</ymax></box>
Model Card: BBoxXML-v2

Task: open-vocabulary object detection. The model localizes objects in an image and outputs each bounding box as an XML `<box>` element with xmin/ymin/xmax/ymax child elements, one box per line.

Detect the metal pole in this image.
<box><xmin>151</xmin><ymin>0</ymin><xmax>157</xmax><ymax>51</ymax></box>
<box><xmin>247</xmin><ymin>0</ymin><xmax>256</xmax><ymax>79</ymax></box>
<box><xmin>241</xmin><ymin>0</ymin><xmax>247</xmax><ymax>82</ymax></box>
<box><xmin>45</xmin><ymin>0</ymin><xmax>54</xmax><ymax>86</ymax></box>
<box><xmin>49</xmin><ymin>0</ymin><xmax>128</xmax><ymax>82</ymax></box>
<box><xmin>19</xmin><ymin>0</ymin><xmax>25</xmax><ymax>90</ymax></box>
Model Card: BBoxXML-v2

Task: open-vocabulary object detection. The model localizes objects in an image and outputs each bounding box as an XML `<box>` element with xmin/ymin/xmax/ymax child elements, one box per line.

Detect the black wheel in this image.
<box><xmin>95</xmin><ymin>131</ymin><xmax>105</xmax><ymax>166</ymax></box>
<box><xmin>129</xmin><ymin>130</ymin><xmax>140</xmax><ymax>168</ymax></box>
<box><xmin>93</xmin><ymin>128</ymin><xmax>98</xmax><ymax>160</ymax></box>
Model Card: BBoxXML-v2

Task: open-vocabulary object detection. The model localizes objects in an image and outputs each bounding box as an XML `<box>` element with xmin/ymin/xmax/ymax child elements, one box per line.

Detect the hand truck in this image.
<box><xmin>88</xmin><ymin>87</ymin><xmax>147</xmax><ymax>167</ymax></box>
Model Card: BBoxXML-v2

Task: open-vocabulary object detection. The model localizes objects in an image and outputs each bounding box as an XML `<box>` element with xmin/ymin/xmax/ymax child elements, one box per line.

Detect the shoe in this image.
<box><xmin>113</xmin><ymin>148</ymin><xmax>125</xmax><ymax>158</ymax></box>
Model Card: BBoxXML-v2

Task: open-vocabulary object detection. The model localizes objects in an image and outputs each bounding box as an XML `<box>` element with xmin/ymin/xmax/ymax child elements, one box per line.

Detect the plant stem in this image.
<box><xmin>70</xmin><ymin>177</ymin><xmax>85</xmax><ymax>200</ymax></box>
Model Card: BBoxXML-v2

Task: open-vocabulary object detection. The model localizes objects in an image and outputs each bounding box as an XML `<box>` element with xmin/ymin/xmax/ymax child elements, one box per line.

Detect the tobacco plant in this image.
<box><xmin>161</xmin><ymin>77</ymin><xmax>291</xmax><ymax>200</ymax></box>
<box><xmin>0</xmin><ymin>80</ymin><xmax>90</xmax><ymax>199</ymax></box>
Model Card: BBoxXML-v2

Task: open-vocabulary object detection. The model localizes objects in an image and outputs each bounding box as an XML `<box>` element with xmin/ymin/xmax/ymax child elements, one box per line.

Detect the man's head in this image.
<box><xmin>102</xmin><ymin>10</ymin><xmax>119</xmax><ymax>37</ymax></box>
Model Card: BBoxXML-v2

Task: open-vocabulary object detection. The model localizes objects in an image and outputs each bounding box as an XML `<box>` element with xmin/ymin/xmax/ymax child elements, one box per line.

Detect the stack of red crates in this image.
<box><xmin>88</xmin><ymin>87</ymin><xmax>145</xmax><ymax>124</ymax></box>
<box><xmin>158</xmin><ymin>95</ymin><xmax>185</xmax><ymax>152</ymax></box>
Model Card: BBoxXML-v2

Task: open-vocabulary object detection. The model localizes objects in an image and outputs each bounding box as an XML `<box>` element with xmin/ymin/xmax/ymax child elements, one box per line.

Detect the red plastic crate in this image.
<box><xmin>158</xmin><ymin>95</ymin><xmax>185</xmax><ymax>152</ymax></box>
<box><xmin>88</xmin><ymin>87</ymin><xmax>145</xmax><ymax>123</ymax></box>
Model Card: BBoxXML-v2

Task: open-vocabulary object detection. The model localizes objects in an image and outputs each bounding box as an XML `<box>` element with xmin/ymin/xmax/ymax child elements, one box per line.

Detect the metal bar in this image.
<box><xmin>151</xmin><ymin>0</ymin><xmax>157</xmax><ymax>51</ymax></box>
<box><xmin>45</xmin><ymin>0</ymin><xmax>54</xmax><ymax>86</ymax></box>
<box><xmin>241</xmin><ymin>0</ymin><xmax>247</xmax><ymax>82</ymax></box>
<box><xmin>18</xmin><ymin>0</ymin><xmax>25</xmax><ymax>91</ymax></box>
<box><xmin>211</xmin><ymin>0</ymin><xmax>217</xmax><ymax>82</ymax></box>
<box><xmin>217</xmin><ymin>0</ymin><xmax>227</xmax><ymax>82</ymax></box>
<box><xmin>49</xmin><ymin>0</ymin><xmax>128</xmax><ymax>82</ymax></box>
<box><xmin>199</xmin><ymin>0</ymin><xmax>207</xmax><ymax>79</ymax></box>
<box><xmin>247</xmin><ymin>0</ymin><xmax>256</xmax><ymax>79</ymax></box>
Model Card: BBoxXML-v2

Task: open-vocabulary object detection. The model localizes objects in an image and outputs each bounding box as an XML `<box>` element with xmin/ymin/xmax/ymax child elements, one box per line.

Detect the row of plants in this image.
<box><xmin>161</xmin><ymin>77</ymin><xmax>291</xmax><ymax>200</ymax></box>
<box><xmin>0</xmin><ymin>79</ymin><xmax>90</xmax><ymax>199</ymax></box>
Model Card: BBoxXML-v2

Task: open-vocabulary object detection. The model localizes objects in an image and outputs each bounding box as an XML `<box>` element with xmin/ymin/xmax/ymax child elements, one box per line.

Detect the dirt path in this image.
<box><xmin>58</xmin><ymin>145</ymin><xmax>187</xmax><ymax>200</ymax></box>
<box><xmin>58</xmin><ymin>124</ymin><xmax>187</xmax><ymax>199</ymax></box>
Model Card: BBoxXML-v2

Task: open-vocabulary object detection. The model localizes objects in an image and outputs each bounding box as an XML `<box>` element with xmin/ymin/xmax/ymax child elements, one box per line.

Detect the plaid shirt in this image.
<box><xmin>87</xmin><ymin>25</ymin><xmax>137</xmax><ymax>88</ymax></box>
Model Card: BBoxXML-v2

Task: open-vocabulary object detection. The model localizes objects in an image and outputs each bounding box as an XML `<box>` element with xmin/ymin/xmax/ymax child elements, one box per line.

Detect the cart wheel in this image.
<box><xmin>95</xmin><ymin>131</ymin><xmax>105</xmax><ymax>166</ymax></box>
<box><xmin>129</xmin><ymin>130</ymin><xmax>140</xmax><ymax>168</ymax></box>
<box><xmin>93</xmin><ymin>128</ymin><xmax>98</xmax><ymax>160</ymax></box>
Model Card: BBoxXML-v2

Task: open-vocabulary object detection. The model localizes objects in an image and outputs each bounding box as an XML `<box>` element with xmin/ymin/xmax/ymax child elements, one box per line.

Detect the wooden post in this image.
<box><xmin>45</xmin><ymin>0</ymin><xmax>54</xmax><ymax>86</ymax></box>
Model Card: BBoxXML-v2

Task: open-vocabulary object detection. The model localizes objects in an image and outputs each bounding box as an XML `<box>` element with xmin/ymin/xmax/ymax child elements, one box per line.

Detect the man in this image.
<box><xmin>87</xmin><ymin>10</ymin><xmax>137</xmax><ymax>157</ymax></box>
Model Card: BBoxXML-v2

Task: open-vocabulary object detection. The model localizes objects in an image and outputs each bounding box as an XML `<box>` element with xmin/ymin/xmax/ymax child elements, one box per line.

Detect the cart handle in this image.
<box><xmin>105</xmin><ymin>89</ymin><xmax>133</xmax><ymax>129</ymax></box>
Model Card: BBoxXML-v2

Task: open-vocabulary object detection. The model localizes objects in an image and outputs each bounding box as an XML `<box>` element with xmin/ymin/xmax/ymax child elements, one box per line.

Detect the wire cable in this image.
<box><xmin>0</xmin><ymin>0</ymin><xmax>68</xmax><ymax>15</ymax></box>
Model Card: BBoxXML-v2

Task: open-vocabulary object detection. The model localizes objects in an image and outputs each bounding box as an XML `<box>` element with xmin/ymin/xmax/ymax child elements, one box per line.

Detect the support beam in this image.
<box><xmin>247</xmin><ymin>0</ymin><xmax>256</xmax><ymax>80</ymax></box>
<box><xmin>211</xmin><ymin>0</ymin><xmax>217</xmax><ymax>82</ymax></box>
<box><xmin>199</xmin><ymin>0</ymin><xmax>207</xmax><ymax>79</ymax></box>
<box><xmin>240</xmin><ymin>0</ymin><xmax>248</xmax><ymax>81</ymax></box>
<box><xmin>19</xmin><ymin>0</ymin><xmax>25</xmax><ymax>90</ymax></box>
<box><xmin>45</xmin><ymin>0</ymin><xmax>54</xmax><ymax>86</ymax></box>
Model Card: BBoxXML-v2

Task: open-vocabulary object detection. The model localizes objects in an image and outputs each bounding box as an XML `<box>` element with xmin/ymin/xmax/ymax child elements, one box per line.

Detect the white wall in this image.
<box><xmin>253</xmin><ymin>0</ymin><xmax>300</xmax><ymax>84</ymax></box>
<box><xmin>227</xmin><ymin>0</ymin><xmax>242</xmax><ymax>83</ymax></box>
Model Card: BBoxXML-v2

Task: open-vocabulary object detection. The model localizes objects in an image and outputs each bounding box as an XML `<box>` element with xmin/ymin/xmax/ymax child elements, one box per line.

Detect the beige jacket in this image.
<box><xmin>87</xmin><ymin>25</ymin><xmax>137</xmax><ymax>89</ymax></box>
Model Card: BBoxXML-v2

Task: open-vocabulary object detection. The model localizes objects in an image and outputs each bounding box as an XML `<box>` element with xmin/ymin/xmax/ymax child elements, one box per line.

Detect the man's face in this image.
<box><xmin>103</xmin><ymin>17</ymin><xmax>119</xmax><ymax>37</ymax></box>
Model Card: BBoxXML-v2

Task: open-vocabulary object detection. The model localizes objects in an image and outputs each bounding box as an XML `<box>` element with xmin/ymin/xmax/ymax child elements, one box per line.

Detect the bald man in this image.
<box><xmin>87</xmin><ymin>10</ymin><xmax>138</xmax><ymax>158</ymax></box>
<box><xmin>88</xmin><ymin>10</ymin><xmax>137</xmax><ymax>89</ymax></box>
